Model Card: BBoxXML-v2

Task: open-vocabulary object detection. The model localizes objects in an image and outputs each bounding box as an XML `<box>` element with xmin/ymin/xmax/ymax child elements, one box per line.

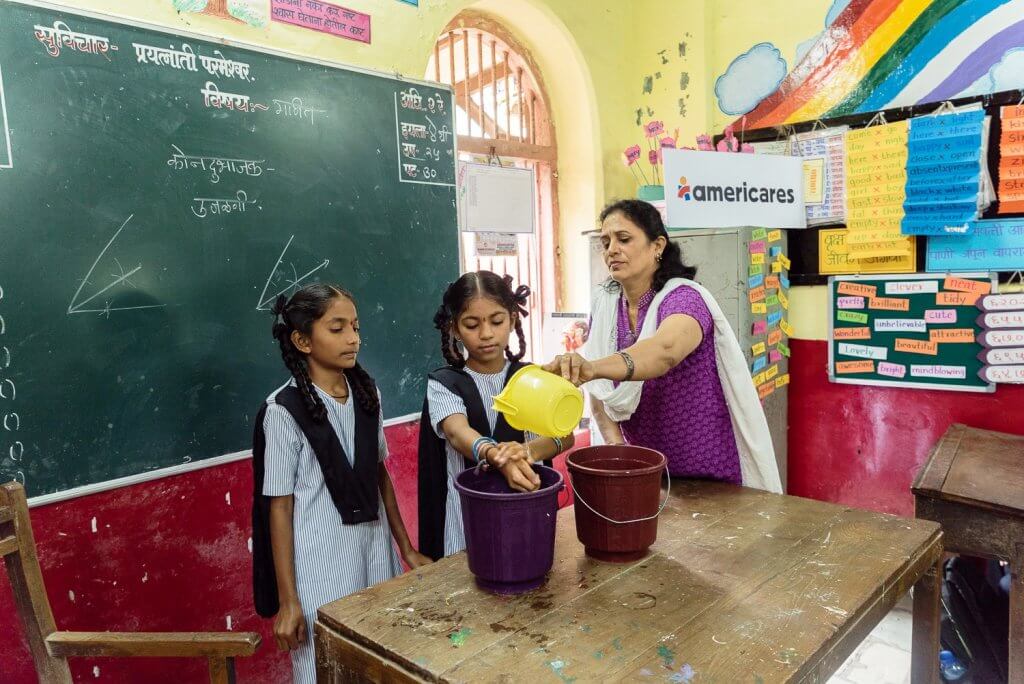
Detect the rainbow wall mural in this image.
<box><xmin>720</xmin><ymin>0</ymin><xmax>1024</xmax><ymax>129</ymax></box>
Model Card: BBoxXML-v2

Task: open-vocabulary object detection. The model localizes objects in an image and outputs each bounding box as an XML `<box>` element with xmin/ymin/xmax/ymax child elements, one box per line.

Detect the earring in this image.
<box><xmin>656</xmin><ymin>252</ymin><xmax>663</xmax><ymax>262</ymax></box>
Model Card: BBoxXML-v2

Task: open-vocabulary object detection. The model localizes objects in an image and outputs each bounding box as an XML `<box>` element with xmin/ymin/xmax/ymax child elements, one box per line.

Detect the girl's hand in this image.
<box><xmin>273</xmin><ymin>599</ymin><xmax>306</xmax><ymax>652</ymax></box>
<box><xmin>499</xmin><ymin>460</ymin><xmax>541</xmax><ymax>492</ymax></box>
<box><xmin>487</xmin><ymin>441</ymin><xmax>531</xmax><ymax>467</ymax></box>
<box><xmin>542</xmin><ymin>353</ymin><xmax>595</xmax><ymax>386</ymax></box>
<box><xmin>402</xmin><ymin>549</ymin><xmax>434</xmax><ymax>569</ymax></box>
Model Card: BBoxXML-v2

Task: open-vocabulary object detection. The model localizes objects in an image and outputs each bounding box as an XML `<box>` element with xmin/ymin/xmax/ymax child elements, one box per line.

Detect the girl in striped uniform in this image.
<box><xmin>418</xmin><ymin>271</ymin><xmax>575</xmax><ymax>560</ymax></box>
<box><xmin>251</xmin><ymin>284</ymin><xmax>431</xmax><ymax>684</ymax></box>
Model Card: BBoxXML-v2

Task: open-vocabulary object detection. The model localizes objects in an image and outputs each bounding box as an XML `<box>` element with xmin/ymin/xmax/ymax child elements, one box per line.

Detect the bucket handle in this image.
<box><xmin>567</xmin><ymin>467</ymin><xmax>671</xmax><ymax>525</ymax></box>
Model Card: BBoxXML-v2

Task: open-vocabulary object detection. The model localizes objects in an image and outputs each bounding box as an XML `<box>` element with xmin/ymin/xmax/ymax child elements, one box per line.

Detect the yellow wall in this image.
<box><xmin>708</xmin><ymin>0</ymin><xmax>833</xmax><ymax>339</ymax></box>
<box><xmin>708</xmin><ymin>0</ymin><xmax>830</xmax><ymax>133</ymax></box>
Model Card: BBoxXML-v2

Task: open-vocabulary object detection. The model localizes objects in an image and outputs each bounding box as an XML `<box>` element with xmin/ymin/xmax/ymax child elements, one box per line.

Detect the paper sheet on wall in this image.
<box><xmin>819</xmin><ymin>228</ymin><xmax>916</xmax><ymax>274</ymax></box>
<box><xmin>998</xmin><ymin>105</ymin><xmax>1024</xmax><ymax>215</ymax></box>
<box><xmin>901</xmin><ymin>110</ymin><xmax>985</xmax><ymax>236</ymax></box>
<box><xmin>790</xmin><ymin>127</ymin><xmax>847</xmax><ymax>226</ymax></box>
<box><xmin>751</xmin><ymin>139</ymin><xmax>792</xmax><ymax>156</ymax></box>
<box><xmin>926</xmin><ymin>219</ymin><xmax>1024</xmax><ymax>272</ymax></box>
<box><xmin>844</xmin><ymin>121</ymin><xmax>911</xmax><ymax>259</ymax></box>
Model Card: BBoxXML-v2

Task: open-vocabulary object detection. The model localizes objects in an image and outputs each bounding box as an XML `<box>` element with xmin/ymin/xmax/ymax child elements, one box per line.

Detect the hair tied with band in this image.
<box><xmin>432</xmin><ymin>303</ymin><xmax>449</xmax><ymax>331</ymax></box>
<box><xmin>271</xmin><ymin>294</ymin><xmax>288</xmax><ymax>318</ymax></box>
<box><xmin>512</xmin><ymin>284</ymin><xmax>531</xmax><ymax>318</ymax></box>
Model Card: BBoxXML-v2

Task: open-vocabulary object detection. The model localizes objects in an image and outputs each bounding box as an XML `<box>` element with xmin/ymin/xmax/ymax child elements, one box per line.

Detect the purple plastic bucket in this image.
<box><xmin>454</xmin><ymin>465</ymin><xmax>563</xmax><ymax>594</ymax></box>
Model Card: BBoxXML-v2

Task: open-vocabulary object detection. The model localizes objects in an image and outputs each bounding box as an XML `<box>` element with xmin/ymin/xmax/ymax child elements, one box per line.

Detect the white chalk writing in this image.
<box><xmin>132</xmin><ymin>42</ymin><xmax>197</xmax><ymax>71</ymax></box>
<box><xmin>191</xmin><ymin>191</ymin><xmax>258</xmax><ymax>218</ymax></box>
<box><xmin>34</xmin><ymin>21</ymin><xmax>118</xmax><ymax>59</ymax></box>
<box><xmin>167</xmin><ymin>145</ymin><xmax>273</xmax><ymax>184</ymax></box>
<box><xmin>200</xmin><ymin>82</ymin><xmax>269</xmax><ymax>113</ymax></box>
<box><xmin>272</xmin><ymin>97</ymin><xmax>327</xmax><ymax>124</ymax></box>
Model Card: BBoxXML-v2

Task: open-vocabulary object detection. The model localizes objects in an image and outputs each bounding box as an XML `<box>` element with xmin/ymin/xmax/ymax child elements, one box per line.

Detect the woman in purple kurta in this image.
<box><xmin>545</xmin><ymin>199</ymin><xmax>741</xmax><ymax>483</ymax></box>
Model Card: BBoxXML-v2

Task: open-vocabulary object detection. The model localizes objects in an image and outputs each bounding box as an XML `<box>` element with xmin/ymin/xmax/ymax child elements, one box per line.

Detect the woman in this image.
<box><xmin>544</xmin><ymin>199</ymin><xmax>781</xmax><ymax>492</ymax></box>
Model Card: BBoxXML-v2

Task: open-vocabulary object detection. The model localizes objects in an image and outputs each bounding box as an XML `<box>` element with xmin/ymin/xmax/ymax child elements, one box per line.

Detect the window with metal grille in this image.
<box><xmin>426</xmin><ymin>13</ymin><xmax>561</xmax><ymax>360</ymax></box>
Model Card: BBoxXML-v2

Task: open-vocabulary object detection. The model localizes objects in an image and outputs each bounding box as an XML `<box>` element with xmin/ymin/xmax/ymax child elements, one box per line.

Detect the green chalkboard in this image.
<box><xmin>828</xmin><ymin>273</ymin><xmax>994</xmax><ymax>392</ymax></box>
<box><xmin>0</xmin><ymin>1</ymin><xmax>459</xmax><ymax>496</ymax></box>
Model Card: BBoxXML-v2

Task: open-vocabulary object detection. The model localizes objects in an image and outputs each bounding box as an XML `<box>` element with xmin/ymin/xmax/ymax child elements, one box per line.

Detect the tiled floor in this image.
<box><xmin>828</xmin><ymin>596</ymin><xmax>914</xmax><ymax>684</ymax></box>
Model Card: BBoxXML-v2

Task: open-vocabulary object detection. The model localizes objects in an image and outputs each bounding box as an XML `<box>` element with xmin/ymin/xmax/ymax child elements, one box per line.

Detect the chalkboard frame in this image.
<box><xmin>827</xmin><ymin>272</ymin><xmax>996</xmax><ymax>393</ymax></box>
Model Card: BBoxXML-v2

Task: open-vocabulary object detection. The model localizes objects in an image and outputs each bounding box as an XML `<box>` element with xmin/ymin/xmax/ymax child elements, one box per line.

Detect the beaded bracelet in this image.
<box><xmin>471</xmin><ymin>436</ymin><xmax>497</xmax><ymax>463</ymax></box>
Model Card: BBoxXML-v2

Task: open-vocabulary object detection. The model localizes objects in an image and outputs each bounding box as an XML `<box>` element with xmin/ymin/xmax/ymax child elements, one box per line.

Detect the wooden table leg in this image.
<box><xmin>912</xmin><ymin>555</ymin><xmax>942</xmax><ymax>684</ymax></box>
<box><xmin>1011</xmin><ymin>543</ymin><xmax>1024</xmax><ymax>684</ymax></box>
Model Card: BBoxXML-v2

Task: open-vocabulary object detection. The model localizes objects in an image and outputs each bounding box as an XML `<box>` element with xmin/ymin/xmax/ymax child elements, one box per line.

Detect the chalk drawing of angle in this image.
<box><xmin>0</xmin><ymin>64</ymin><xmax>13</xmax><ymax>169</ymax></box>
<box><xmin>67</xmin><ymin>215</ymin><xmax>166</xmax><ymax>316</ymax></box>
<box><xmin>255</xmin><ymin>235</ymin><xmax>330</xmax><ymax>311</ymax></box>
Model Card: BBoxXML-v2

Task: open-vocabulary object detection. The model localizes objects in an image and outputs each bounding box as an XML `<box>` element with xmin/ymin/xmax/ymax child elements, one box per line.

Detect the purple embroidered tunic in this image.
<box><xmin>616</xmin><ymin>286</ymin><xmax>741</xmax><ymax>483</ymax></box>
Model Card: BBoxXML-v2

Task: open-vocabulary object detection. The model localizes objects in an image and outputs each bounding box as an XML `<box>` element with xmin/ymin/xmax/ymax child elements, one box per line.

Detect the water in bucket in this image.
<box><xmin>454</xmin><ymin>464</ymin><xmax>563</xmax><ymax>594</ymax></box>
<box><xmin>566</xmin><ymin>445</ymin><xmax>668</xmax><ymax>562</ymax></box>
<box><xmin>491</xmin><ymin>366</ymin><xmax>584</xmax><ymax>438</ymax></box>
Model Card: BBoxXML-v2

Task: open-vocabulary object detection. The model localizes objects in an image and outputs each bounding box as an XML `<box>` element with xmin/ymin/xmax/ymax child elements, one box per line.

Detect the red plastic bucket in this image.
<box><xmin>454</xmin><ymin>464</ymin><xmax>563</xmax><ymax>594</ymax></box>
<box><xmin>566</xmin><ymin>445</ymin><xmax>668</xmax><ymax>562</ymax></box>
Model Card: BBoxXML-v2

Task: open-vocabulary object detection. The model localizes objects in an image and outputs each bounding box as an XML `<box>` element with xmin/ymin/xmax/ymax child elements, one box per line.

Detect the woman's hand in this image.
<box><xmin>486</xmin><ymin>441</ymin><xmax>531</xmax><ymax>468</ymax></box>
<box><xmin>402</xmin><ymin>548</ymin><xmax>434</xmax><ymax>569</ymax></box>
<box><xmin>542</xmin><ymin>353</ymin><xmax>595</xmax><ymax>387</ymax></box>
<box><xmin>273</xmin><ymin>599</ymin><xmax>306</xmax><ymax>652</ymax></box>
<box><xmin>499</xmin><ymin>460</ymin><xmax>541</xmax><ymax>492</ymax></box>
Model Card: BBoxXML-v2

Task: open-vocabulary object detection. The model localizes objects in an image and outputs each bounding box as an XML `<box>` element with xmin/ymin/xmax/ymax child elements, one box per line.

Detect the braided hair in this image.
<box><xmin>270</xmin><ymin>283</ymin><xmax>380</xmax><ymax>422</ymax></box>
<box><xmin>432</xmin><ymin>271</ymin><xmax>530</xmax><ymax>369</ymax></box>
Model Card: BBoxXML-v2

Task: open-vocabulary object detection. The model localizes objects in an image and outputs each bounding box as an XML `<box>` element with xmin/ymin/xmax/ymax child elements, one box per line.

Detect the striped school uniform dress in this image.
<box><xmin>426</xmin><ymin>361</ymin><xmax>537</xmax><ymax>556</ymax></box>
<box><xmin>261</xmin><ymin>380</ymin><xmax>402</xmax><ymax>684</ymax></box>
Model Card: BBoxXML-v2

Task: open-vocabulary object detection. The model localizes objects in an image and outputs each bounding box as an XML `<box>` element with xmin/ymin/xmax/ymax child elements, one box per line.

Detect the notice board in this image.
<box><xmin>828</xmin><ymin>273</ymin><xmax>995</xmax><ymax>392</ymax></box>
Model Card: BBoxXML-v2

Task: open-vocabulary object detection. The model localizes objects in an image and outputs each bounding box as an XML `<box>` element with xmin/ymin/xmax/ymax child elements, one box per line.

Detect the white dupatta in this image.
<box><xmin>584</xmin><ymin>278</ymin><xmax>782</xmax><ymax>493</ymax></box>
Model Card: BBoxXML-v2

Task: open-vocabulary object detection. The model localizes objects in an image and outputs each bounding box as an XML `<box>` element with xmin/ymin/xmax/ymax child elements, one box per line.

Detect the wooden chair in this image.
<box><xmin>1</xmin><ymin>482</ymin><xmax>261</xmax><ymax>683</ymax></box>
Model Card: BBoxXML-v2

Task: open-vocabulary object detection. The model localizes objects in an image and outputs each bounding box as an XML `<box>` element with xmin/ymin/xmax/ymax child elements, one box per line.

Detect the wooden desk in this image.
<box><xmin>317</xmin><ymin>481</ymin><xmax>942</xmax><ymax>683</ymax></box>
<box><xmin>913</xmin><ymin>423</ymin><xmax>1024</xmax><ymax>682</ymax></box>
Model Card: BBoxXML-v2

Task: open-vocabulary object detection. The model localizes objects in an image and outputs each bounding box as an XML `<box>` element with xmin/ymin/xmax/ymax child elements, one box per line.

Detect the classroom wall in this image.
<box><xmin>0</xmin><ymin>0</ymin><xmax>661</xmax><ymax>681</ymax></box>
<box><xmin>701</xmin><ymin>0</ymin><xmax>1024</xmax><ymax>516</ymax></box>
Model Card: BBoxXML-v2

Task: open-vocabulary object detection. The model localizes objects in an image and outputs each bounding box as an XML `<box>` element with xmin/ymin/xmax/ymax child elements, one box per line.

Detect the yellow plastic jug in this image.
<box><xmin>492</xmin><ymin>366</ymin><xmax>584</xmax><ymax>438</ymax></box>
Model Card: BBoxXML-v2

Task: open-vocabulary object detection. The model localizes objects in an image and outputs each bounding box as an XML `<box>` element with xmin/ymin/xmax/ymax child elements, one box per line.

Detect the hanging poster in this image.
<box><xmin>790</xmin><ymin>127</ymin><xmax>846</xmax><ymax>225</ymax></box>
<box><xmin>997</xmin><ymin>105</ymin><xmax>1024</xmax><ymax>215</ymax></box>
<box><xmin>901</xmin><ymin>110</ymin><xmax>984</xmax><ymax>236</ymax></box>
<box><xmin>844</xmin><ymin>121</ymin><xmax>912</xmax><ymax>259</ymax></box>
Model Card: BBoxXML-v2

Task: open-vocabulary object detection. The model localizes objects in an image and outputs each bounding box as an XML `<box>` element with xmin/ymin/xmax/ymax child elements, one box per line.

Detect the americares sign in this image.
<box><xmin>664</xmin><ymin>149</ymin><xmax>806</xmax><ymax>229</ymax></box>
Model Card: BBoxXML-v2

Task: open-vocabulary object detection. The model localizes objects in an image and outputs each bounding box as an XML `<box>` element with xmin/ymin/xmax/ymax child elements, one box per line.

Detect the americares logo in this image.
<box><xmin>677</xmin><ymin>176</ymin><xmax>692</xmax><ymax>200</ymax></box>
<box><xmin>677</xmin><ymin>175</ymin><xmax>795</xmax><ymax>204</ymax></box>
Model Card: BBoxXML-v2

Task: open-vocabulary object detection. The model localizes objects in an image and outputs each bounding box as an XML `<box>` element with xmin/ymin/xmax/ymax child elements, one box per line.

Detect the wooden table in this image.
<box><xmin>913</xmin><ymin>423</ymin><xmax>1024</xmax><ymax>682</ymax></box>
<box><xmin>316</xmin><ymin>481</ymin><xmax>942</xmax><ymax>683</ymax></box>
